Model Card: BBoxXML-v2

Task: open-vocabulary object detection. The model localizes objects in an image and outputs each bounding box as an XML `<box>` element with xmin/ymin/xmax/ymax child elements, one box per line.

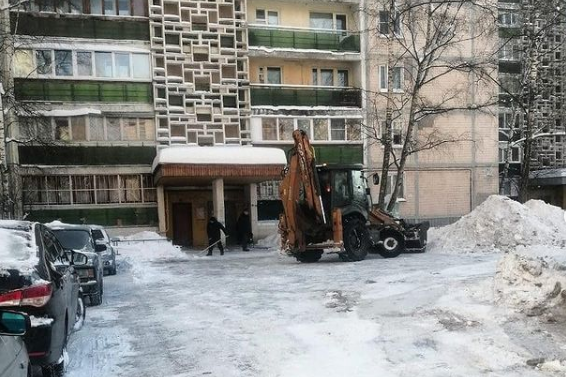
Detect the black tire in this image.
<box><xmin>90</xmin><ymin>292</ymin><xmax>102</xmax><ymax>306</ymax></box>
<box><xmin>74</xmin><ymin>296</ymin><xmax>86</xmax><ymax>332</ymax></box>
<box><xmin>377</xmin><ymin>230</ymin><xmax>404</xmax><ymax>258</ymax></box>
<box><xmin>109</xmin><ymin>265</ymin><xmax>117</xmax><ymax>275</ymax></box>
<box><xmin>295</xmin><ymin>250</ymin><xmax>323</xmax><ymax>263</ymax></box>
<box><xmin>41</xmin><ymin>354</ymin><xmax>65</xmax><ymax>377</ymax></box>
<box><xmin>340</xmin><ymin>218</ymin><xmax>370</xmax><ymax>262</ymax></box>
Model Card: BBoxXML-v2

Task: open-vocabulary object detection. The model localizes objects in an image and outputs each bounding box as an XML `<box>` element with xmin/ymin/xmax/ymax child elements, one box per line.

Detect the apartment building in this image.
<box><xmin>9</xmin><ymin>2</ymin><xmax>157</xmax><ymax>226</ymax></box>
<box><xmin>498</xmin><ymin>0</ymin><xmax>566</xmax><ymax>208</ymax></box>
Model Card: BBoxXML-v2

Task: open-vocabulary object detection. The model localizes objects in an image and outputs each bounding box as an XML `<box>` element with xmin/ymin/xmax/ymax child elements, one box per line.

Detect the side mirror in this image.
<box><xmin>94</xmin><ymin>241</ymin><xmax>107</xmax><ymax>252</ymax></box>
<box><xmin>372</xmin><ymin>174</ymin><xmax>380</xmax><ymax>185</ymax></box>
<box><xmin>71</xmin><ymin>251</ymin><xmax>89</xmax><ymax>266</ymax></box>
<box><xmin>0</xmin><ymin>310</ymin><xmax>30</xmax><ymax>336</ymax></box>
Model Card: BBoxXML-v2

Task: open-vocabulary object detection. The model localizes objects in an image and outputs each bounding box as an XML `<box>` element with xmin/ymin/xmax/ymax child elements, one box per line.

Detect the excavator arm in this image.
<box><xmin>279</xmin><ymin>129</ymin><xmax>327</xmax><ymax>253</ymax></box>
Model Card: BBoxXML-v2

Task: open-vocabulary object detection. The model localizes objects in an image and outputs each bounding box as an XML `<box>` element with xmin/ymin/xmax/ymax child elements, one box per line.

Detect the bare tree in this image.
<box><xmin>362</xmin><ymin>0</ymin><xmax>498</xmax><ymax>211</ymax></box>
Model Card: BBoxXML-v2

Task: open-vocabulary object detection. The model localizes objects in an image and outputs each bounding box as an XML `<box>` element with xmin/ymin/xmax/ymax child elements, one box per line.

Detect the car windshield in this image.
<box><xmin>53</xmin><ymin>230</ymin><xmax>91</xmax><ymax>250</ymax></box>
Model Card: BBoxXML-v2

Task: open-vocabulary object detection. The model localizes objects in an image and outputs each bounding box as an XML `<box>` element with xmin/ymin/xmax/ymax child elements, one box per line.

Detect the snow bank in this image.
<box><xmin>121</xmin><ymin>231</ymin><xmax>165</xmax><ymax>241</ymax></box>
<box><xmin>0</xmin><ymin>227</ymin><xmax>38</xmax><ymax>273</ymax></box>
<box><xmin>429</xmin><ymin>195</ymin><xmax>566</xmax><ymax>253</ymax></box>
<box><xmin>256</xmin><ymin>233</ymin><xmax>281</xmax><ymax>250</ymax></box>
<box><xmin>118</xmin><ymin>236</ymin><xmax>187</xmax><ymax>262</ymax></box>
<box><xmin>494</xmin><ymin>246</ymin><xmax>566</xmax><ymax>320</ymax></box>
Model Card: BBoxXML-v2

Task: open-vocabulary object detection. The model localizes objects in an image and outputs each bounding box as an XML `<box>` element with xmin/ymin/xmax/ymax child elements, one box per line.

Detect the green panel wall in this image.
<box><xmin>19</xmin><ymin>146</ymin><xmax>156</xmax><ymax>166</ymax></box>
<box><xmin>11</xmin><ymin>13</ymin><xmax>149</xmax><ymax>40</ymax></box>
<box><xmin>15</xmin><ymin>79</ymin><xmax>153</xmax><ymax>103</ymax></box>
<box><xmin>249</xmin><ymin>28</ymin><xmax>360</xmax><ymax>52</ymax></box>
<box><xmin>275</xmin><ymin>144</ymin><xmax>363</xmax><ymax>164</ymax></box>
<box><xmin>27</xmin><ymin>207</ymin><xmax>158</xmax><ymax>227</ymax></box>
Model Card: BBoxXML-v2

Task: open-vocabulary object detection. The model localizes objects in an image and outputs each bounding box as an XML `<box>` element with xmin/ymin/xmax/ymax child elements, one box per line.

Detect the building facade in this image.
<box><xmin>498</xmin><ymin>0</ymin><xmax>566</xmax><ymax>208</ymax></box>
<box><xmin>9</xmin><ymin>3</ymin><xmax>158</xmax><ymax>226</ymax></box>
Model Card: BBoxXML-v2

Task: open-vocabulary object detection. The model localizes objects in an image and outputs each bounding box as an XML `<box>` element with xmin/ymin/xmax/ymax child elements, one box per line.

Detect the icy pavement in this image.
<box><xmin>64</xmin><ymin>247</ymin><xmax>566</xmax><ymax>377</ymax></box>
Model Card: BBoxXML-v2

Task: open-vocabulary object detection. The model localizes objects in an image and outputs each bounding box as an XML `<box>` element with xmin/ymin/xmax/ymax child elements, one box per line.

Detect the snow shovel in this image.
<box><xmin>199</xmin><ymin>236</ymin><xmax>229</xmax><ymax>255</ymax></box>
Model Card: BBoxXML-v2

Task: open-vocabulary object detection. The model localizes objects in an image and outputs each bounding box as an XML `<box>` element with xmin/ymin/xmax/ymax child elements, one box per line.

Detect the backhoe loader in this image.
<box><xmin>279</xmin><ymin>129</ymin><xmax>429</xmax><ymax>263</ymax></box>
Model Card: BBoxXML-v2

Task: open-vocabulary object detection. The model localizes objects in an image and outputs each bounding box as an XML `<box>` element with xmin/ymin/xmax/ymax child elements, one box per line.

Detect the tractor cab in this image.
<box><xmin>316</xmin><ymin>164</ymin><xmax>371</xmax><ymax>223</ymax></box>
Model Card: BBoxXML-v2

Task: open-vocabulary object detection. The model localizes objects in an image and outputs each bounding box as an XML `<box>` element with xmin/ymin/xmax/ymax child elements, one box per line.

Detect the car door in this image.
<box><xmin>0</xmin><ymin>336</ymin><xmax>18</xmax><ymax>376</ymax></box>
<box><xmin>40</xmin><ymin>228</ymin><xmax>78</xmax><ymax>343</ymax></box>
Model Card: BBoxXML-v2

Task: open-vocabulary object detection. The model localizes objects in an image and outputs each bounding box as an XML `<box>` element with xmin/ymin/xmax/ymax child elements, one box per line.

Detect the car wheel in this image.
<box><xmin>73</xmin><ymin>296</ymin><xmax>86</xmax><ymax>332</ymax></box>
<box><xmin>295</xmin><ymin>250</ymin><xmax>323</xmax><ymax>263</ymax></box>
<box><xmin>90</xmin><ymin>292</ymin><xmax>102</xmax><ymax>306</ymax></box>
<box><xmin>41</xmin><ymin>345</ymin><xmax>67</xmax><ymax>377</ymax></box>
<box><xmin>110</xmin><ymin>264</ymin><xmax>117</xmax><ymax>275</ymax></box>
<box><xmin>341</xmin><ymin>218</ymin><xmax>370</xmax><ymax>262</ymax></box>
<box><xmin>377</xmin><ymin>230</ymin><xmax>404</xmax><ymax>258</ymax></box>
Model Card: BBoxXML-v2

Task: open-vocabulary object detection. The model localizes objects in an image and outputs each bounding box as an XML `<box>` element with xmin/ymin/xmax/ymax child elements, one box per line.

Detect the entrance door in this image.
<box><xmin>224</xmin><ymin>201</ymin><xmax>238</xmax><ymax>245</ymax></box>
<box><xmin>173</xmin><ymin>203</ymin><xmax>192</xmax><ymax>246</ymax></box>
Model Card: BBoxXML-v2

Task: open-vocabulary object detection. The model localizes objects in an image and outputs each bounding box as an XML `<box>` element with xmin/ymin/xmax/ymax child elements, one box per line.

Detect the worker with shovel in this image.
<box><xmin>206</xmin><ymin>216</ymin><xmax>227</xmax><ymax>256</ymax></box>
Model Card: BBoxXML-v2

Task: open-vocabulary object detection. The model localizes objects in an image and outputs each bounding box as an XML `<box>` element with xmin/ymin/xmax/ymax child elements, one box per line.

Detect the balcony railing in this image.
<box><xmin>15</xmin><ymin>79</ymin><xmax>153</xmax><ymax>103</ymax></box>
<box><xmin>251</xmin><ymin>85</ymin><xmax>361</xmax><ymax>107</ymax></box>
<box><xmin>248</xmin><ymin>26</ymin><xmax>360</xmax><ymax>53</ymax></box>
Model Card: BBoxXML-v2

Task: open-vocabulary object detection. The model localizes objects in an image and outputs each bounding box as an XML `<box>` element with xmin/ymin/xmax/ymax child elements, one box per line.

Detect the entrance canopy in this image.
<box><xmin>530</xmin><ymin>169</ymin><xmax>566</xmax><ymax>186</ymax></box>
<box><xmin>152</xmin><ymin>146</ymin><xmax>288</xmax><ymax>186</ymax></box>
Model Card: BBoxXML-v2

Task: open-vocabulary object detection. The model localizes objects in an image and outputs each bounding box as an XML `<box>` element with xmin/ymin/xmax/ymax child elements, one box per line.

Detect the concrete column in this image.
<box><xmin>212</xmin><ymin>178</ymin><xmax>225</xmax><ymax>243</ymax></box>
<box><xmin>157</xmin><ymin>185</ymin><xmax>166</xmax><ymax>234</ymax></box>
<box><xmin>249</xmin><ymin>183</ymin><xmax>258</xmax><ymax>241</ymax></box>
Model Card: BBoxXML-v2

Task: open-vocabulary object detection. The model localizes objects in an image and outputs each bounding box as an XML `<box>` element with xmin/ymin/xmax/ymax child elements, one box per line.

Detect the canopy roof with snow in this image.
<box><xmin>152</xmin><ymin>146</ymin><xmax>288</xmax><ymax>185</ymax></box>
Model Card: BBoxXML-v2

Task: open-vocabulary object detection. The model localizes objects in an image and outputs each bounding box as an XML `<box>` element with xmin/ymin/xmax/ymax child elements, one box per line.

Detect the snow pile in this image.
<box><xmin>429</xmin><ymin>195</ymin><xmax>566</xmax><ymax>253</ymax></box>
<box><xmin>256</xmin><ymin>233</ymin><xmax>281</xmax><ymax>250</ymax></box>
<box><xmin>121</xmin><ymin>231</ymin><xmax>165</xmax><ymax>241</ymax></box>
<box><xmin>494</xmin><ymin>246</ymin><xmax>566</xmax><ymax>320</ymax></box>
<box><xmin>0</xmin><ymin>227</ymin><xmax>38</xmax><ymax>273</ymax></box>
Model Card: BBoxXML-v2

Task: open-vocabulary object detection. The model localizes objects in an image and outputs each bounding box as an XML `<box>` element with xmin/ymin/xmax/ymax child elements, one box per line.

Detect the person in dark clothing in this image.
<box><xmin>236</xmin><ymin>209</ymin><xmax>252</xmax><ymax>251</ymax></box>
<box><xmin>206</xmin><ymin>216</ymin><xmax>227</xmax><ymax>256</ymax></box>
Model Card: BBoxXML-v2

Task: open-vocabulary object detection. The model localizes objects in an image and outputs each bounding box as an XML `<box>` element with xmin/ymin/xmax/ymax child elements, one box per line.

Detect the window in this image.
<box><xmin>499</xmin><ymin>112</ymin><xmax>520</xmax><ymax>129</ymax></box>
<box><xmin>104</xmin><ymin>0</ymin><xmax>115</xmax><ymax>15</ymax></box>
<box><xmin>320</xmin><ymin>69</ymin><xmax>334</xmax><ymax>86</ymax></box>
<box><xmin>338</xmin><ymin>70</ymin><xmax>349</xmax><ymax>87</ymax></box>
<box><xmin>313</xmin><ymin>119</ymin><xmax>329</xmax><ymax>140</ymax></box>
<box><xmin>256</xmin><ymin>9</ymin><xmax>278</xmax><ymax>24</ymax></box>
<box><xmin>89</xmin><ymin>116</ymin><xmax>105</xmax><ymax>140</ymax></box>
<box><xmin>499</xmin><ymin>11</ymin><xmax>519</xmax><ymax>26</ymax></box>
<box><xmin>312</xmin><ymin>69</ymin><xmax>318</xmax><ymax>86</ymax></box>
<box><xmin>379</xmin><ymin>10</ymin><xmax>400</xmax><ymax>35</ymax></box>
<box><xmin>385</xmin><ymin>173</ymin><xmax>404</xmax><ymax>199</ymax></box>
<box><xmin>297</xmin><ymin>119</ymin><xmax>311</xmax><ymax>137</ymax></box>
<box><xmin>336</xmin><ymin>15</ymin><xmax>347</xmax><ymax>31</ymax></box>
<box><xmin>36</xmin><ymin>50</ymin><xmax>53</xmax><ymax>75</ymax></box>
<box><xmin>114</xmin><ymin>53</ymin><xmax>131</xmax><ymax>78</ymax></box>
<box><xmin>498</xmin><ymin>39</ymin><xmax>521</xmax><ymax>61</ymax></box>
<box><xmin>499</xmin><ymin>144</ymin><xmax>521</xmax><ymax>163</ymax></box>
<box><xmin>267</xmin><ymin>11</ymin><xmax>279</xmax><ymax>25</ymax></box>
<box><xmin>77</xmin><ymin>52</ymin><xmax>93</xmax><ymax>76</ymax></box>
<box><xmin>379</xmin><ymin>66</ymin><xmax>403</xmax><ymax>91</ymax></box>
<box><xmin>346</xmin><ymin>119</ymin><xmax>361</xmax><ymax>141</ymax></box>
<box><xmin>382</xmin><ymin>120</ymin><xmax>403</xmax><ymax>146</ymax></box>
<box><xmin>107</xmin><ymin>118</ymin><xmax>121</xmax><ymax>141</ymax></box>
<box><xmin>90</xmin><ymin>0</ymin><xmax>102</xmax><ymax>14</ymax></box>
<box><xmin>330</xmin><ymin>119</ymin><xmax>346</xmax><ymax>140</ymax></box>
<box><xmin>95</xmin><ymin>52</ymin><xmax>113</xmax><ymax>78</ymax></box>
<box><xmin>14</xmin><ymin>50</ymin><xmax>33</xmax><ymax>77</ymax></box>
<box><xmin>55</xmin><ymin>118</ymin><xmax>70</xmax><ymax>140</ymax></box>
<box><xmin>118</xmin><ymin>0</ymin><xmax>130</xmax><ymax>15</ymax></box>
<box><xmin>54</xmin><ymin>50</ymin><xmax>73</xmax><ymax>76</ymax></box>
<box><xmin>310</xmin><ymin>12</ymin><xmax>334</xmax><ymax>29</ymax></box>
<box><xmin>278</xmin><ymin>118</ymin><xmax>294</xmax><ymax>141</ymax></box>
<box><xmin>71</xmin><ymin>117</ymin><xmax>87</xmax><ymax>141</ymax></box>
<box><xmin>23</xmin><ymin>174</ymin><xmax>156</xmax><ymax>206</ymax></box>
<box><xmin>262</xmin><ymin>118</ymin><xmax>277</xmax><ymax>140</ymax></box>
<box><xmin>266</xmin><ymin>67</ymin><xmax>281</xmax><ymax>84</ymax></box>
<box><xmin>121</xmin><ymin>175</ymin><xmax>142</xmax><ymax>203</ymax></box>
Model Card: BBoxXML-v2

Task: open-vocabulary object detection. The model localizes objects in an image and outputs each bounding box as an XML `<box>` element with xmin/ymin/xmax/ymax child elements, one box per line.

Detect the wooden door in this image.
<box><xmin>173</xmin><ymin>203</ymin><xmax>192</xmax><ymax>246</ymax></box>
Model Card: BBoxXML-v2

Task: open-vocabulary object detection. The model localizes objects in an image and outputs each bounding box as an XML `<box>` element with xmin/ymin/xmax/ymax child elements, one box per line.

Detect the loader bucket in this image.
<box><xmin>403</xmin><ymin>221</ymin><xmax>430</xmax><ymax>252</ymax></box>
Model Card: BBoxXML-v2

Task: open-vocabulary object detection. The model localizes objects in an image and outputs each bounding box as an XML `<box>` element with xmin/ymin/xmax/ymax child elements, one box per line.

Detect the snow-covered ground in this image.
<box><xmin>64</xmin><ymin>244</ymin><xmax>566</xmax><ymax>375</ymax></box>
<box><xmin>54</xmin><ymin>196</ymin><xmax>566</xmax><ymax>376</ymax></box>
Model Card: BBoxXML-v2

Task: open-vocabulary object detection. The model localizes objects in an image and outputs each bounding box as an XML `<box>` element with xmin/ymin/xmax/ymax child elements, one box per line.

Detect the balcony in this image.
<box><xmin>15</xmin><ymin>79</ymin><xmax>153</xmax><ymax>103</ymax></box>
<box><xmin>248</xmin><ymin>26</ymin><xmax>360</xmax><ymax>53</ymax></box>
<box><xmin>251</xmin><ymin>85</ymin><xmax>361</xmax><ymax>107</ymax></box>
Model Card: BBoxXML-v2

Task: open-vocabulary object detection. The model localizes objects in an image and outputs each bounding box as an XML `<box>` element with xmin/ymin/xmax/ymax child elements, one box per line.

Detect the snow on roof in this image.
<box><xmin>152</xmin><ymin>146</ymin><xmax>288</xmax><ymax>171</ymax></box>
<box><xmin>0</xmin><ymin>221</ymin><xmax>38</xmax><ymax>273</ymax></box>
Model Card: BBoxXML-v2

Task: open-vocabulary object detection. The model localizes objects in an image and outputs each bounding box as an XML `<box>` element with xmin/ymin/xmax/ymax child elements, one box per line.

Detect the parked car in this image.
<box><xmin>47</xmin><ymin>223</ymin><xmax>104</xmax><ymax>306</ymax></box>
<box><xmin>0</xmin><ymin>221</ymin><xmax>84</xmax><ymax>377</ymax></box>
<box><xmin>89</xmin><ymin>225</ymin><xmax>117</xmax><ymax>276</ymax></box>
<box><xmin>0</xmin><ymin>310</ymin><xmax>31</xmax><ymax>377</ymax></box>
